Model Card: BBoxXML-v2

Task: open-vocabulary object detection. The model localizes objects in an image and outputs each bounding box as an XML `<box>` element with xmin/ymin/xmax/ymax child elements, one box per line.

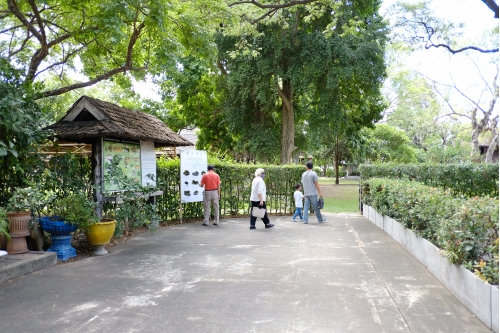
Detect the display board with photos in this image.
<box><xmin>180</xmin><ymin>150</ymin><xmax>207</xmax><ymax>203</ymax></box>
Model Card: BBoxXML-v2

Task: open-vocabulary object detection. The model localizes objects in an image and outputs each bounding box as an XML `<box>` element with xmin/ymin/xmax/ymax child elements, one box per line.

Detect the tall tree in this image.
<box><xmin>217</xmin><ymin>1</ymin><xmax>387</xmax><ymax>164</ymax></box>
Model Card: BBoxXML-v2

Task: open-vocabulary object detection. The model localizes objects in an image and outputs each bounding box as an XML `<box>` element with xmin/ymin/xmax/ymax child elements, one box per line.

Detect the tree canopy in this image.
<box><xmin>0</xmin><ymin>0</ymin><xmax>223</xmax><ymax>98</ymax></box>
<box><xmin>210</xmin><ymin>1</ymin><xmax>388</xmax><ymax>164</ymax></box>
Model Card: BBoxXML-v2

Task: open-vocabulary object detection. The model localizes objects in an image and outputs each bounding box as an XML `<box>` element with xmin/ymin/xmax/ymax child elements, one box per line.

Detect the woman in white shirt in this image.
<box><xmin>249</xmin><ymin>168</ymin><xmax>274</xmax><ymax>230</ymax></box>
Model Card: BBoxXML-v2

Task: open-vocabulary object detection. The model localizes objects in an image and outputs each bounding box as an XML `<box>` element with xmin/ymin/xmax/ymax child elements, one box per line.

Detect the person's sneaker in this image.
<box><xmin>202</xmin><ymin>222</ymin><xmax>208</xmax><ymax>226</ymax></box>
<box><xmin>213</xmin><ymin>222</ymin><xmax>218</xmax><ymax>226</ymax></box>
<box><xmin>302</xmin><ymin>221</ymin><xmax>308</xmax><ymax>224</ymax></box>
<box><xmin>318</xmin><ymin>218</ymin><xmax>326</xmax><ymax>223</ymax></box>
<box><xmin>265</xmin><ymin>223</ymin><xmax>274</xmax><ymax>229</ymax></box>
<box><xmin>250</xmin><ymin>225</ymin><xmax>256</xmax><ymax>230</ymax></box>
<box><xmin>292</xmin><ymin>218</ymin><xmax>297</xmax><ymax>222</ymax></box>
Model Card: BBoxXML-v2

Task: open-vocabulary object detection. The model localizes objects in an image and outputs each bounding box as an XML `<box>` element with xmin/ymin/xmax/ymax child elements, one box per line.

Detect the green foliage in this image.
<box><xmin>52</xmin><ymin>194</ymin><xmax>99</xmax><ymax>232</ymax></box>
<box><xmin>361</xmin><ymin>178</ymin><xmax>499</xmax><ymax>284</ymax></box>
<box><xmin>384</xmin><ymin>68</ymin><xmax>471</xmax><ymax>162</ymax></box>
<box><xmin>7</xmin><ymin>186</ymin><xmax>54</xmax><ymax>217</ymax></box>
<box><xmin>103</xmin><ymin>155</ymin><xmax>160</xmax><ymax>237</ymax></box>
<box><xmin>357</xmin><ymin>124</ymin><xmax>419</xmax><ymax>163</ymax></box>
<box><xmin>0</xmin><ymin>0</ymin><xmax>224</xmax><ymax>98</ymax></box>
<box><xmin>210</xmin><ymin>2</ymin><xmax>388</xmax><ymax>162</ymax></box>
<box><xmin>156</xmin><ymin>158</ymin><xmax>304</xmax><ymax>221</ymax></box>
<box><xmin>326</xmin><ymin>169</ymin><xmax>346</xmax><ymax>178</ymax></box>
<box><xmin>439</xmin><ymin>197</ymin><xmax>499</xmax><ymax>284</ymax></box>
<box><xmin>0</xmin><ymin>58</ymin><xmax>48</xmax><ymax>205</ymax></box>
<box><xmin>359</xmin><ymin>163</ymin><xmax>499</xmax><ymax>197</ymax></box>
<box><xmin>37</xmin><ymin>153</ymin><xmax>93</xmax><ymax>200</ymax></box>
<box><xmin>0</xmin><ymin>207</ymin><xmax>11</xmax><ymax>241</ymax></box>
<box><xmin>361</xmin><ymin>178</ymin><xmax>458</xmax><ymax>242</ymax></box>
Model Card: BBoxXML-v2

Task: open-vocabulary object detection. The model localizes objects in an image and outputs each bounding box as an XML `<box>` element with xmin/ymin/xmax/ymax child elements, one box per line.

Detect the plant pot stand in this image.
<box><xmin>39</xmin><ymin>217</ymin><xmax>77</xmax><ymax>261</ymax></box>
<box><xmin>6</xmin><ymin>212</ymin><xmax>30</xmax><ymax>254</ymax></box>
<box><xmin>85</xmin><ymin>219</ymin><xmax>116</xmax><ymax>256</ymax></box>
<box><xmin>48</xmin><ymin>235</ymin><xmax>76</xmax><ymax>261</ymax></box>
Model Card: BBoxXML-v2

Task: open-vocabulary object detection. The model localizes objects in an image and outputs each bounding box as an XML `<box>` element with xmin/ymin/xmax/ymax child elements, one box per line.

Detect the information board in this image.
<box><xmin>103</xmin><ymin>140</ymin><xmax>141</xmax><ymax>191</ymax></box>
<box><xmin>140</xmin><ymin>141</ymin><xmax>156</xmax><ymax>186</ymax></box>
<box><xmin>180</xmin><ymin>150</ymin><xmax>207</xmax><ymax>203</ymax></box>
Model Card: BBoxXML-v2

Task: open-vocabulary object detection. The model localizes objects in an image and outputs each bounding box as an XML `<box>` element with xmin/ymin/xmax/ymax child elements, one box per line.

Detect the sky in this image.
<box><xmin>379</xmin><ymin>0</ymin><xmax>498</xmax><ymax>114</ymax></box>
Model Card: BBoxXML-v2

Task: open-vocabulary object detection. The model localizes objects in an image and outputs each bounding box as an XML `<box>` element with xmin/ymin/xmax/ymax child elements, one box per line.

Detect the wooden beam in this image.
<box><xmin>92</xmin><ymin>138</ymin><xmax>103</xmax><ymax>219</ymax></box>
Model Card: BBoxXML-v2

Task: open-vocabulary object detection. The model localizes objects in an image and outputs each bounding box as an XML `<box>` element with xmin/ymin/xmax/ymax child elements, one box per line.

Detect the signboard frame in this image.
<box><xmin>180</xmin><ymin>150</ymin><xmax>207</xmax><ymax>203</ymax></box>
<box><xmin>101</xmin><ymin>138</ymin><xmax>157</xmax><ymax>192</ymax></box>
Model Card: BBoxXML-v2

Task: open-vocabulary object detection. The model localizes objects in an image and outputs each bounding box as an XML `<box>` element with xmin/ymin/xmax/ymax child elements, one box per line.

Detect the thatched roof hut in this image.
<box><xmin>45</xmin><ymin>95</ymin><xmax>192</xmax><ymax>147</ymax></box>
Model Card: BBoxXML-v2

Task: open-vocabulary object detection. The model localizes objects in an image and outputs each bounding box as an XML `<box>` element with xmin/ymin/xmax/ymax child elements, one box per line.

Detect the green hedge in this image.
<box><xmin>156</xmin><ymin>158</ymin><xmax>304</xmax><ymax>221</ymax></box>
<box><xmin>359</xmin><ymin>163</ymin><xmax>499</xmax><ymax>197</ymax></box>
<box><xmin>361</xmin><ymin>178</ymin><xmax>499</xmax><ymax>284</ymax></box>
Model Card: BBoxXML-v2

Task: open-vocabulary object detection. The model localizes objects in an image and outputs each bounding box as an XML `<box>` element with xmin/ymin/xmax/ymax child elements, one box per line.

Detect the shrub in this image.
<box><xmin>359</xmin><ymin>163</ymin><xmax>499</xmax><ymax>198</ymax></box>
<box><xmin>439</xmin><ymin>197</ymin><xmax>499</xmax><ymax>284</ymax></box>
<box><xmin>362</xmin><ymin>178</ymin><xmax>499</xmax><ymax>284</ymax></box>
<box><xmin>325</xmin><ymin>169</ymin><xmax>346</xmax><ymax>178</ymax></box>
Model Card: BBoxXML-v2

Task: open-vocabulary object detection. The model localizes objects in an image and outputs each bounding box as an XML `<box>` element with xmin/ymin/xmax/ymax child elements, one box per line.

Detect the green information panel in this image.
<box><xmin>103</xmin><ymin>140</ymin><xmax>141</xmax><ymax>191</ymax></box>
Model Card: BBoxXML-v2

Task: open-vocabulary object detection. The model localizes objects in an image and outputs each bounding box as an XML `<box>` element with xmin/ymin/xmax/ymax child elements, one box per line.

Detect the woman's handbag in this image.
<box><xmin>252</xmin><ymin>207</ymin><xmax>266</xmax><ymax>218</ymax></box>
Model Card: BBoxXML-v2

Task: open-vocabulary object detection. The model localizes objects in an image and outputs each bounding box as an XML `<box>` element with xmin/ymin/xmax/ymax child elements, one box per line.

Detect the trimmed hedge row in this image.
<box><xmin>156</xmin><ymin>158</ymin><xmax>304</xmax><ymax>221</ymax></box>
<box><xmin>361</xmin><ymin>178</ymin><xmax>499</xmax><ymax>284</ymax></box>
<box><xmin>359</xmin><ymin>163</ymin><xmax>499</xmax><ymax>197</ymax></box>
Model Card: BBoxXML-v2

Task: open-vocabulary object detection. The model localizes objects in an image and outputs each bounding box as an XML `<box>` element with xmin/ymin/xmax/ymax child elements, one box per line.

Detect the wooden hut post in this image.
<box><xmin>92</xmin><ymin>138</ymin><xmax>103</xmax><ymax>219</ymax></box>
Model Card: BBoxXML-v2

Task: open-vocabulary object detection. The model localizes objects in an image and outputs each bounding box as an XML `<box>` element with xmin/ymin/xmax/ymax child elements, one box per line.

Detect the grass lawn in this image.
<box><xmin>318</xmin><ymin>177</ymin><xmax>359</xmax><ymax>185</ymax></box>
<box><xmin>322</xmin><ymin>191</ymin><xmax>359</xmax><ymax>213</ymax></box>
<box><xmin>318</xmin><ymin>177</ymin><xmax>360</xmax><ymax>213</ymax></box>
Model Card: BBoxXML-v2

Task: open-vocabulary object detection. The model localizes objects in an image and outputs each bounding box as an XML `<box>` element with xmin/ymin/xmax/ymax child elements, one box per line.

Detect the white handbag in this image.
<box><xmin>252</xmin><ymin>207</ymin><xmax>266</xmax><ymax>218</ymax></box>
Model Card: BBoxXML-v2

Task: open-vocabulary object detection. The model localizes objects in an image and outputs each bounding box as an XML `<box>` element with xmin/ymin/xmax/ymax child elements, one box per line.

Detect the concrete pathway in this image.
<box><xmin>0</xmin><ymin>213</ymin><xmax>491</xmax><ymax>333</ymax></box>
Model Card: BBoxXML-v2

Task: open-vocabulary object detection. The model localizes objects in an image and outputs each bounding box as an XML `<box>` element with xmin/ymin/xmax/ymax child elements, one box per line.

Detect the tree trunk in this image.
<box><xmin>470</xmin><ymin>108</ymin><xmax>481</xmax><ymax>160</ymax></box>
<box><xmin>277</xmin><ymin>79</ymin><xmax>296</xmax><ymax>164</ymax></box>
<box><xmin>335</xmin><ymin>136</ymin><xmax>340</xmax><ymax>185</ymax></box>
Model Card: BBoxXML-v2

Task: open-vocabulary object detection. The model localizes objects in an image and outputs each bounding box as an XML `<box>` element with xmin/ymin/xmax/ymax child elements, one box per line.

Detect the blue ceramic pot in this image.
<box><xmin>39</xmin><ymin>216</ymin><xmax>77</xmax><ymax>261</ymax></box>
<box><xmin>39</xmin><ymin>216</ymin><xmax>77</xmax><ymax>236</ymax></box>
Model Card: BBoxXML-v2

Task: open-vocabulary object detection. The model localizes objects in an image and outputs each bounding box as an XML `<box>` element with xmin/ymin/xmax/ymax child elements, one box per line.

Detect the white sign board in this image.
<box><xmin>140</xmin><ymin>140</ymin><xmax>156</xmax><ymax>186</ymax></box>
<box><xmin>180</xmin><ymin>150</ymin><xmax>207</xmax><ymax>203</ymax></box>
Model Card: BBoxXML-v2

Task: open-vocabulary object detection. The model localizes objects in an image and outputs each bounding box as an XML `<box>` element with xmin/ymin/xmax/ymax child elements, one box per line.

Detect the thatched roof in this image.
<box><xmin>44</xmin><ymin>96</ymin><xmax>193</xmax><ymax>147</ymax></box>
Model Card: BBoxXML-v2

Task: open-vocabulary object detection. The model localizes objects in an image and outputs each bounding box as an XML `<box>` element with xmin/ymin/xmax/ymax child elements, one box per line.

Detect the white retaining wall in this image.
<box><xmin>363</xmin><ymin>204</ymin><xmax>499</xmax><ymax>332</ymax></box>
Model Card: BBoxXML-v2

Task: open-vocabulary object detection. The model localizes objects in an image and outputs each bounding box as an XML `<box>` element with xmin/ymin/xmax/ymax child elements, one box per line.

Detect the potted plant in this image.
<box><xmin>5</xmin><ymin>187</ymin><xmax>46</xmax><ymax>254</ymax></box>
<box><xmin>39</xmin><ymin>193</ymin><xmax>98</xmax><ymax>261</ymax></box>
<box><xmin>84</xmin><ymin>215</ymin><xmax>117</xmax><ymax>256</ymax></box>
<box><xmin>0</xmin><ymin>207</ymin><xmax>11</xmax><ymax>250</ymax></box>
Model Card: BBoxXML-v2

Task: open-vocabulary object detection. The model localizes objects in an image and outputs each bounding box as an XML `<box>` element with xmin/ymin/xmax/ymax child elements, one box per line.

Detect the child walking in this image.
<box><xmin>292</xmin><ymin>183</ymin><xmax>304</xmax><ymax>222</ymax></box>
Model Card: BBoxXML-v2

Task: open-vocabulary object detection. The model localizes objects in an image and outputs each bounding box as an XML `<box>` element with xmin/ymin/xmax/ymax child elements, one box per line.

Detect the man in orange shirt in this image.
<box><xmin>199</xmin><ymin>165</ymin><xmax>221</xmax><ymax>226</ymax></box>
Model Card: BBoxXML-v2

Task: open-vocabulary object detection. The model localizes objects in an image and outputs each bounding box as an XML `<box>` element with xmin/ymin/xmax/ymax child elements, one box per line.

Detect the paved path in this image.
<box><xmin>0</xmin><ymin>213</ymin><xmax>491</xmax><ymax>333</ymax></box>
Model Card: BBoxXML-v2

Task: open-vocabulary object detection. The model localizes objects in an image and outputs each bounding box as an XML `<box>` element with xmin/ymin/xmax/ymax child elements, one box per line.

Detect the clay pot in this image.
<box><xmin>6</xmin><ymin>211</ymin><xmax>30</xmax><ymax>254</ymax></box>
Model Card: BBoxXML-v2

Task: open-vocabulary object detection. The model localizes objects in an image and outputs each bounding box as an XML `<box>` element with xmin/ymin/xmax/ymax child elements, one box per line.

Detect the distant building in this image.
<box><xmin>479</xmin><ymin>141</ymin><xmax>499</xmax><ymax>162</ymax></box>
<box><xmin>156</xmin><ymin>128</ymin><xmax>198</xmax><ymax>158</ymax></box>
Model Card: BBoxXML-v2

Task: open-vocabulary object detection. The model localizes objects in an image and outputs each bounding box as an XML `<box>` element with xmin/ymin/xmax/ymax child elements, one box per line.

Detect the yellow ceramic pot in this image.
<box><xmin>85</xmin><ymin>219</ymin><xmax>116</xmax><ymax>246</ymax></box>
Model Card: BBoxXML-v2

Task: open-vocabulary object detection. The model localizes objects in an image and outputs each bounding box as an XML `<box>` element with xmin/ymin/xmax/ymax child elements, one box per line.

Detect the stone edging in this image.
<box><xmin>363</xmin><ymin>204</ymin><xmax>499</xmax><ymax>333</ymax></box>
